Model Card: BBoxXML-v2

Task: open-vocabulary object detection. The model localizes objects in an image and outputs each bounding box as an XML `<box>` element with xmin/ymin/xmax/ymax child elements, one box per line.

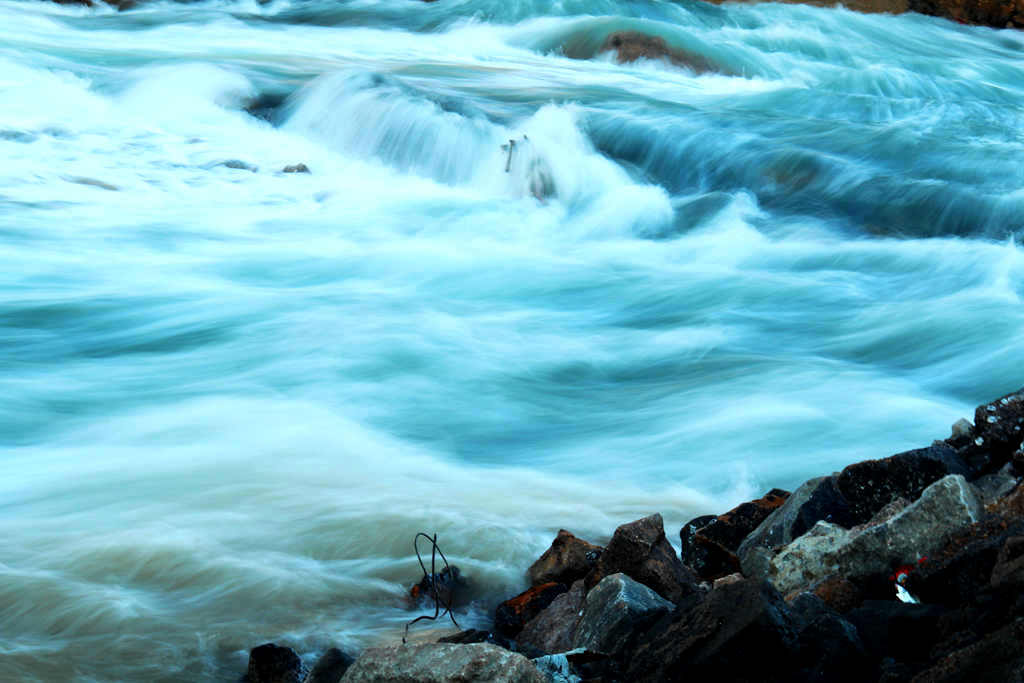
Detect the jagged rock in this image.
<box><xmin>738</xmin><ymin>476</ymin><xmax>855</xmax><ymax>579</ymax></box>
<box><xmin>912</xmin><ymin>618</ymin><xmax>1024</xmax><ymax>682</ymax></box>
<box><xmin>955</xmin><ymin>388</ymin><xmax>1024</xmax><ymax>477</ymax></box>
<box><xmin>246</xmin><ymin>643</ymin><xmax>305</xmax><ymax>683</ymax></box>
<box><xmin>528</xmin><ymin>530</ymin><xmax>603</xmax><ymax>587</ymax></box>
<box><xmin>302</xmin><ymin>648</ymin><xmax>354</xmax><ymax>683</ymax></box>
<box><xmin>572</xmin><ymin>574</ymin><xmax>673</xmax><ymax>656</ymax></box>
<box><xmin>340</xmin><ymin>643</ymin><xmax>545</xmax><ymax>683</ymax></box>
<box><xmin>769</xmin><ymin>475</ymin><xmax>983</xmax><ymax>595</ymax></box>
<box><xmin>680</xmin><ymin>489</ymin><xmax>789</xmax><ymax>580</ymax></box>
<box><xmin>972</xmin><ymin>464</ymin><xmax>1019</xmax><ymax>506</ymax></box>
<box><xmin>495</xmin><ymin>582</ymin><xmax>568</xmax><ymax>638</ymax></box>
<box><xmin>599</xmin><ymin>31</ymin><xmax>717</xmax><ymax>74</ymax></box>
<box><xmin>624</xmin><ymin>579</ymin><xmax>803</xmax><ymax>682</ymax></box>
<box><xmin>836</xmin><ymin>444</ymin><xmax>969</xmax><ymax>526</ymax></box>
<box><xmin>788</xmin><ymin>593</ymin><xmax>873</xmax><ymax>681</ymax></box>
<box><xmin>585</xmin><ymin>513</ymin><xmax>700</xmax><ymax>603</ymax></box>
<box><xmin>518</xmin><ymin>580</ymin><xmax>585</xmax><ymax>655</ymax></box>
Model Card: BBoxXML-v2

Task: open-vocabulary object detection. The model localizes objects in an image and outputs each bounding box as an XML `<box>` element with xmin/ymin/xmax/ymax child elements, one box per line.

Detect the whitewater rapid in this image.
<box><xmin>1</xmin><ymin>0</ymin><xmax>1023</xmax><ymax>680</ymax></box>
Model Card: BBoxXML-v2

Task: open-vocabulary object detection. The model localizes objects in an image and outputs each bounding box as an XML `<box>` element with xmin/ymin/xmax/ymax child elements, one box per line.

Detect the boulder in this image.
<box><xmin>340</xmin><ymin>643</ymin><xmax>546</xmax><ymax>683</ymax></box>
<box><xmin>788</xmin><ymin>593</ymin><xmax>873</xmax><ymax>681</ymax></box>
<box><xmin>572</xmin><ymin>574</ymin><xmax>673</xmax><ymax>656</ymax></box>
<box><xmin>769</xmin><ymin>475</ymin><xmax>983</xmax><ymax>595</ymax></box>
<box><xmin>527</xmin><ymin>530</ymin><xmax>603</xmax><ymax>587</ymax></box>
<box><xmin>283</xmin><ymin>164</ymin><xmax>311</xmax><ymax>174</ymax></box>
<box><xmin>971</xmin><ymin>464</ymin><xmax>1019</xmax><ymax>506</ymax></box>
<box><xmin>599</xmin><ymin>32</ymin><xmax>717</xmax><ymax>74</ymax></box>
<box><xmin>624</xmin><ymin>579</ymin><xmax>803</xmax><ymax>682</ymax></box>
<box><xmin>738</xmin><ymin>476</ymin><xmax>855</xmax><ymax>578</ymax></box>
<box><xmin>680</xmin><ymin>489</ymin><xmax>789</xmax><ymax>580</ymax></box>
<box><xmin>955</xmin><ymin>389</ymin><xmax>1024</xmax><ymax>477</ymax></box>
<box><xmin>302</xmin><ymin>648</ymin><xmax>354</xmax><ymax>683</ymax></box>
<box><xmin>517</xmin><ymin>580</ymin><xmax>585</xmax><ymax>655</ymax></box>
<box><xmin>585</xmin><ymin>513</ymin><xmax>700</xmax><ymax>603</ymax></box>
<box><xmin>495</xmin><ymin>582</ymin><xmax>568</xmax><ymax>638</ymax></box>
<box><xmin>810</xmin><ymin>575</ymin><xmax>864</xmax><ymax>613</ymax></box>
<box><xmin>410</xmin><ymin>565</ymin><xmax>467</xmax><ymax>608</ymax></box>
<box><xmin>246</xmin><ymin>643</ymin><xmax>305</xmax><ymax>683</ymax></box>
<box><xmin>836</xmin><ymin>444</ymin><xmax>969</xmax><ymax>526</ymax></box>
<box><xmin>911</xmin><ymin>618</ymin><xmax>1024</xmax><ymax>682</ymax></box>
<box><xmin>845</xmin><ymin>601</ymin><xmax>948</xmax><ymax>668</ymax></box>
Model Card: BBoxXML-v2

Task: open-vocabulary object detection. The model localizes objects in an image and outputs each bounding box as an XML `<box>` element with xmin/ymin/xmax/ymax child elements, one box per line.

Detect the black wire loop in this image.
<box><xmin>403</xmin><ymin>532</ymin><xmax>460</xmax><ymax>642</ymax></box>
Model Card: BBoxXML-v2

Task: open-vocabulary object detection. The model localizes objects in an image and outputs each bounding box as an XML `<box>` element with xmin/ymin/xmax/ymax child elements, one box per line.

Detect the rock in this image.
<box><xmin>972</xmin><ymin>464</ymin><xmax>1019</xmax><ymax>506</ymax></box>
<box><xmin>302</xmin><ymin>648</ymin><xmax>354</xmax><ymax>683</ymax></box>
<box><xmin>991</xmin><ymin>536</ymin><xmax>1024</xmax><ymax>589</ymax></box>
<box><xmin>788</xmin><ymin>593</ymin><xmax>873</xmax><ymax>682</ymax></box>
<box><xmin>738</xmin><ymin>476</ymin><xmax>855</xmax><ymax>579</ymax></box>
<box><xmin>62</xmin><ymin>176</ymin><xmax>120</xmax><ymax>191</ymax></box>
<box><xmin>680</xmin><ymin>489</ymin><xmax>789</xmax><ymax>580</ymax></box>
<box><xmin>713</xmin><ymin>572</ymin><xmax>744</xmax><ymax>589</ymax></box>
<box><xmin>911</xmin><ymin>618</ymin><xmax>1024</xmax><ymax>682</ymax></box>
<box><xmin>624</xmin><ymin>578</ymin><xmax>803</xmax><ymax>681</ymax></box>
<box><xmin>845</xmin><ymin>601</ymin><xmax>948</xmax><ymax>668</ymax></box>
<box><xmin>951</xmin><ymin>418</ymin><xmax>975</xmax><ymax>440</ymax></box>
<box><xmin>436</xmin><ymin>629</ymin><xmax>513</xmax><ymax>650</ymax></box>
<box><xmin>410</xmin><ymin>565</ymin><xmax>467</xmax><ymax>608</ymax></box>
<box><xmin>572</xmin><ymin>573</ymin><xmax>673</xmax><ymax>656</ymax></box>
<box><xmin>218</xmin><ymin>159</ymin><xmax>258</xmax><ymax>172</ymax></box>
<box><xmin>956</xmin><ymin>388</ymin><xmax>1024</xmax><ymax>477</ymax></box>
<box><xmin>527</xmin><ymin>530</ymin><xmax>603</xmax><ymax>587</ymax></box>
<box><xmin>531</xmin><ymin>651</ymin><xmax>582</xmax><ymax>683</ymax></box>
<box><xmin>599</xmin><ymin>31</ymin><xmax>717</xmax><ymax>74</ymax></box>
<box><xmin>246</xmin><ymin>643</ymin><xmax>305</xmax><ymax>683</ymax></box>
<box><xmin>837</xmin><ymin>444</ymin><xmax>969</xmax><ymax>526</ymax></box>
<box><xmin>340</xmin><ymin>643</ymin><xmax>546</xmax><ymax>683</ymax></box>
<box><xmin>495</xmin><ymin>582</ymin><xmax>568</xmax><ymax>638</ymax></box>
<box><xmin>585</xmin><ymin>513</ymin><xmax>700</xmax><ymax>603</ymax></box>
<box><xmin>811</xmin><ymin>575</ymin><xmax>864</xmax><ymax>613</ymax></box>
<box><xmin>283</xmin><ymin>164</ymin><xmax>311</xmax><ymax>174</ymax></box>
<box><xmin>517</xmin><ymin>580</ymin><xmax>585</xmax><ymax>655</ymax></box>
<box><xmin>769</xmin><ymin>475</ymin><xmax>983</xmax><ymax>595</ymax></box>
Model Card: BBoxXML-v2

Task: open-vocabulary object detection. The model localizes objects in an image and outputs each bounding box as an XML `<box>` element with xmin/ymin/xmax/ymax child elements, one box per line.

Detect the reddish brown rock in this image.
<box><xmin>517</xmin><ymin>580</ymin><xmax>586</xmax><ymax>654</ymax></box>
<box><xmin>585</xmin><ymin>513</ymin><xmax>700</xmax><ymax>604</ymax></box>
<box><xmin>494</xmin><ymin>582</ymin><xmax>568</xmax><ymax>638</ymax></box>
<box><xmin>811</xmin><ymin>575</ymin><xmax>864</xmax><ymax>614</ymax></box>
<box><xmin>599</xmin><ymin>31</ymin><xmax>718</xmax><ymax>73</ymax></box>
<box><xmin>680</xmin><ymin>489</ymin><xmax>789</xmax><ymax>580</ymax></box>
<box><xmin>527</xmin><ymin>530</ymin><xmax>603</xmax><ymax>587</ymax></box>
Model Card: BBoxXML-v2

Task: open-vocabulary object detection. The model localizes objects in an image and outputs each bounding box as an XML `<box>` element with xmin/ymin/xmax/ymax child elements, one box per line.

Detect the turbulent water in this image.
<box><xmin>2</xmin><ymin>0</ymin><xmax>1023</xmax><ymax>679</ymax></box>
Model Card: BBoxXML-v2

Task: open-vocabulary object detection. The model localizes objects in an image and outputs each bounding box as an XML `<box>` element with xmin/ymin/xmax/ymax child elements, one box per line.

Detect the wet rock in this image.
<box><xmin>738</xmin><ymin>476</ymin><xmax>855</xmax><ymax>579</ymax></box>
<box><xmin>437</xmin><ymin>629</ymin><xmax>513</xmax><ymax>650</ymax></box>
<box><xmin>769</xmin><ymin>475</ymin><xmax>983</xmax><ymax>594</ymax></box>
<box><xmin>246</xmin><ymin>643</ymin><xmax>305</xmax><ymax>683</ymax></box>
<box><xmin>517</xmin><ymin>580</ymin><xmax>585</xmax><ymax>655</ymax></box>
<box><xmin>599</xmin><ymin>31</ymin><xmax>717</xmax><ymax>74</ymax></box>
<box><xmin>572</xmin><ymin>573</ymin><xmax>673</xmax><ymax>656</ymax></box>
<box><xmin>912</xmin><ymin>618</ymin><xmax>1024</xmax><ymax>682</ymax></box>
<box><xmin>410</xmin><ymin>565</ymin><xmax>467</xmax><ymax>608</ymax></box>
<box><xmin>531</xmin><ymin>651</ymin><xmax>581</xmax><ymax>683</ymax></box>
<box><xmin>208</xmin><ymin>159</ymin><xmax>258</xmax><ymax>172</ymax></box>
<box><xmin>302</xmin><ymin>648</ymin><xmax>354</xmax><ymax>683</ymax></box>
<box><xmin>846</xmin><ymin>601</ymin><xmax>948</xmax><ymax>669</ymax></box>
<box><xmin>625</xmin><ymin>578</ymin><xmax>803</xmax><ymax>681</ymax></box>
<box><xmin>495</xmin><ymin>582</ymin><xmax>568</xmax><ymax>638</ymax></box>
<box><xmin>836</xmin><ymin>443</ymin><xmax>969</xmax><ymax>526</ymax></box>
<box><xmin>340</xmin><ymin>643</ymin><xmax>545</xmax><ymax>683</ymax></box>
<box><xmin>680</xmin><ymin>489</ymin><xmax>789</xmax><ymax>580</ymax></box>
<box><xmin>585</xmin><ymin>513</ymin><xmax>700</xmax><ymax>603</ymax></box>
<box><xmin>528</xmin><ymin>530</ymin><xmax>603</xmax><ymax>587</ymax></box>
<box><xmin>283</xmin><ymin>164</ymin><xmax>311</xmax><ymax>174</ymax></box>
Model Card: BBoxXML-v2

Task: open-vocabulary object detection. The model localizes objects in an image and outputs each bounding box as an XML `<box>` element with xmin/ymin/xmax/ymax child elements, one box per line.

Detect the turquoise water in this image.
<box><xmin>1</xmin><ymin>0</ymin><xmax>1022</xmax><ymax>679</ymax></box>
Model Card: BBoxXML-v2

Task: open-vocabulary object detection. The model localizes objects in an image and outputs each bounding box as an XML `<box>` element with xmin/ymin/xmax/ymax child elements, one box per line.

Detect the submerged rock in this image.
<box><xmin>599</xmin><ymin>31</ymin><xmax>718</xmax><ymax>73</ymax></box>
<box><xmin>283</xmin><ymin>163</ymin><xmax>311</xmax><ymax>174</ymax></box>
<box><xmin>585</xmin><ymin>513</ymin><xmax>700</xmax><ymax>603</ymax></box>
<box><xmin>410</xmin><ymin>565</ymin><xmax>467</xmax><ymax>608</ymax></box>
<box><xmin>340</xmin><ymin>643</ymin><xmax>545</xmax><ymax>683</ymax></box>
<box><xmin>528</xmin><ymin>530</ymin><xmax>602</xmax><ymax>587</ymax></box>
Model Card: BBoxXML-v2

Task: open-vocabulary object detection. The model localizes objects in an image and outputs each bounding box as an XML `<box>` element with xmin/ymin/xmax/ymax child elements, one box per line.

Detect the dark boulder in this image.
<box><xmin>494</xmin><ymin>582</ymin><xmax>568</xmax><ymax>638</ymax></box>
<box><xmin>680</xmin><ymin>489</ymin><xmax>789</xmax><ymax>580</ymax></box>
<box><xmin>911</xmin><ymin>618</ymin><xmax>1024</xmax><ymax>682</ymax></box>
<box><xmin>410</xmin><ymin>565</ymin><xmax>467</xmax><ymax>608</ymax></box>
<box><xmin>836</xmin><ymin>443</ymin><xmax>969</xmax><ymax>526</ymax></box>
<box><xmin>572</xmin><ymin>573</ymin><xmax>673</xmax><ymax>657</ymax></box>
<box><xmin>789</xmin><ymin>593</ymin><xmax>873</xmax><ymax>682</ymax></box>
<box><xmin>585</xmin><ymin>513</ymin><xmax>700</xmax><ymax>603</ymax></box>
<box><xmin>599</xmin><ymin>31</ymin><xmax>717</xmax><ymax>74</ymax></box>
<box><xmin>953</xmin><ymin>389</ymin><xmax>1024</xmax><ymax>477</ymax></box>
<box><xmin>624</xmin><ymin>578</ymin><xmax>802</xmax><ymax>682</ymax></box>
<box><xmin>516</xmin><ymin>580</ymin><xmax>585</xmax><ymax>655</ymax></box>
<box><xmin>283</xmin><ymin>164</ymin><xmax>310</xmax><ymax>174</ymax></box>
<box><xmin>527</xmin><ymin>530</ymin><xmax>603</xmax><ymax>587</ymax></box>
<box><xmin>845</xmin><ymin>600</ymin><xmax>948</xmax><ymax>669</ymax></box>
<box><xmin>246</xmin><ymin>643</ymin><xmax>305</xmax><ymax>683</ymax></box>
<box><xmin>302</xmin><ymin>648</ymin><xmax>353</xmax><ymax>683</ymax></box>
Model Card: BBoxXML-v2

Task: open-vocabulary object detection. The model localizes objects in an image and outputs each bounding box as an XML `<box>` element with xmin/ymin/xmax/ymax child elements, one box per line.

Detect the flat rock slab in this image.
<box><xmin>340</xmin><ymin>643</ymin><xmax>546</xmax><ymax>683</ymax></box>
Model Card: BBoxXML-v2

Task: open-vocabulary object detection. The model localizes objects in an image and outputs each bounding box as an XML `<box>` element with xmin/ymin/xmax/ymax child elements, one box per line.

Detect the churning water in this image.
<box><xmin>1</xmin><ymin>0</ymin><xmax>1023</xmax><ymax>679</ymax></box>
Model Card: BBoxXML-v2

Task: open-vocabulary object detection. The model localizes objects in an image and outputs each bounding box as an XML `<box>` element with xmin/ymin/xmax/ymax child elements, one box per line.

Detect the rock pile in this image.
<box><xmin>242</xmin><ymin>386</ymin><xmax>1024</xmax><ymax>682</ymax></box>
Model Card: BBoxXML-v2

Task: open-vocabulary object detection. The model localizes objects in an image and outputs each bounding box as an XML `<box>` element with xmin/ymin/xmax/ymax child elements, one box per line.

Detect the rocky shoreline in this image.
<box><xmin>242</xmin><ymin>386</ymin><xmax>1024</xmax><ymax>682</ymax></box>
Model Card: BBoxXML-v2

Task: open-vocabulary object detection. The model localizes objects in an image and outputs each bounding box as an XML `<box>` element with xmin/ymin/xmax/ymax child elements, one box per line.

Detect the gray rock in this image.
<box><xmin>302</xmin><ymin>648</ymin><xmax>354</xmax><ymax>683</ymax></box>
<box><xmin>531</xmin><ymin>650</ymin><xmax>583</xmax><ymax>683</ymax></box>
<box><xmin>951</xmin><ymin>418</ymin><xmax>974</xmax><ymax>439</ymax></box>
<box><xmin>768</xmin><ymin>475</ymin><xmax>984</xmax><ymax>594</ymax></box>
<box><xmin>518</xmin><ymin>580</ymin><xmax>585</xmax><ymax>655</ymax></box>
<box><xmin>973</xmin><ymin>463</ymin><xmax>1019</xmax><ymax>506</ymax></box>
<box><xmin>572</xmin><ymin>573</ymin><xmax>673</xmax><ymax>656</ymax></box>
<box><xmin>340</xmin><ymin>643</ymin><xmax>545</xmax><ymax>683</ymax></box>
